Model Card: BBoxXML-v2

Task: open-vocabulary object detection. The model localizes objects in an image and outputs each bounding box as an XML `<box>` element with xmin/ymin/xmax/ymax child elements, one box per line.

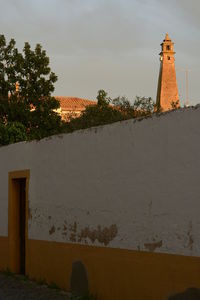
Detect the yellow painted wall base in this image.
<box><xmin>1</xmin><ymin>236</ymin><xmax>200</xmax><ymax>299</ymax></box>
<box><xmin>0</xmin><ymin>237</ymin><xmax>8</xmax><ymax>270</ymax></box>
<box><xmin>26</xmin><ymin>239</ymin><xmax>200</xmax><ymax>300</ymax></box>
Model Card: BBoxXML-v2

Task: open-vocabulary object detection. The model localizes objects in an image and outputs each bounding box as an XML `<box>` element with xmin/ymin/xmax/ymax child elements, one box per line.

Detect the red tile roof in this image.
<box><xmin>56</xmin><ymin>96</ymin><xmax>97</xmax><ymax>111</ymax></box>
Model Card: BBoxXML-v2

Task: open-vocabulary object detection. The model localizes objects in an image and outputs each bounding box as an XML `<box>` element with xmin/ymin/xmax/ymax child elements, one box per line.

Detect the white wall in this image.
<box><xmin>1</xmin><ymin>106</ymin><xmax>200</xmax><ymax>256</ymax></box>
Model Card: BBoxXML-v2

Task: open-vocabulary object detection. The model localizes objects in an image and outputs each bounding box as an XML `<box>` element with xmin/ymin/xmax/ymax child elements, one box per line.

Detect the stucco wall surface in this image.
<box><xmin>1</xmin><ymin>106</ymin><xmax>200</xmax><ymax>257</ymax></box>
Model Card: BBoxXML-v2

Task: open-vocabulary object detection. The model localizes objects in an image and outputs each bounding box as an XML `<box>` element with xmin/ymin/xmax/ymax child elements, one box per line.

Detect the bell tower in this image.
<box><xmin>156</xmin><ymin>33</ymin><xmax>180</xmax><ymax>111</ymax></box>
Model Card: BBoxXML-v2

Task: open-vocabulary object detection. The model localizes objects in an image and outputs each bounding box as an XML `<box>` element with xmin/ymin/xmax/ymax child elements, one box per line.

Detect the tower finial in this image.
<box><xmin>165</xmin><ymin>33</ymin><xmax>171</xmax><ymax>41</ymax></box>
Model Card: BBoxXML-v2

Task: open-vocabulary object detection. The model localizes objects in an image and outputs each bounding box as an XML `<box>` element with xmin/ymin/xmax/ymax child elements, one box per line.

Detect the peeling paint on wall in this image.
<box><xmin>49</xmin><ymin>225</ymin><xmax>56</xmax><ymax>235</ymax></box>
<box><xmin>187</xmin><ymin>221</ymin><xmax>194</xmax><ymax>251</ymax></box>
<box><xmin>144</xmin><ymin>240</ymin><xmax>163</xmax><ymax>252</ymax></box>
<box><xmin>79</xmin><ymin>224</ymin><xmax>118</xmax><ymax>246</ymax></box>
<box><xmin>62</xmin><ymin>223</ymin><xmax>67</xmax><ymax>237</ymax></box>
<box><xmin>69</xmin><ymin>222</ymin><xmax>77</xmax><ymax>242</ymax></box>
<box><xmin>45</xmin><ymin>218</ymin><xmax>118</xmax><ymax>246</ymax></box>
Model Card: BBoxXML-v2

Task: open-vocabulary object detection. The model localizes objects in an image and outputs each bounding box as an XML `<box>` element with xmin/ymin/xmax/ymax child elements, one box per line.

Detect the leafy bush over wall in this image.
<box><xmin>0</xmin><ymin>122</ymin><xmax>27</xmax><ymax>145</ymax></box>
<box><xmin>62</xmin><ymin>90</ymin><xmax>155</xmax><ymax>134</ymax></box>
<box><xmin>0</xmin><ymin>89</ymin><xmax>156</xmax><ymax>145</ymax></box>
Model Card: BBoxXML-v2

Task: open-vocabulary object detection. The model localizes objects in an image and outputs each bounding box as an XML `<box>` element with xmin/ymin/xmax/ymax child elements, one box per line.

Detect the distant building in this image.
<box><xmin>56</xmin><ymin>97</ymin><xmax>97</xmax><ymax>121</ymax></box>
<box><xmin>156</xmin><ymin>33</ymin><xmax>180</xmax><ymax>111</ymax></box>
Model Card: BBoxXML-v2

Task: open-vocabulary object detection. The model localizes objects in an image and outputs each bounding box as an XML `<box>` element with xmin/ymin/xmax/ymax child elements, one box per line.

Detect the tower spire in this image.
<box><xmin>164</xmin><ymin>33</ymin><xmax>171</xmax><ymax>41</ymax></box>
<box><xmin>156</xmin><ymin>33</ymin><xmax>180</xmax><ymax>111</ymax></box>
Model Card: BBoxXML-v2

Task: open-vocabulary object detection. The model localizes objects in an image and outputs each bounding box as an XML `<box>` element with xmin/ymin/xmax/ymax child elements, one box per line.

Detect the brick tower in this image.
<box><xmin>156</xmin><ymin>33</ymin><xmax>180</xmax><ymax>111</ymax></box>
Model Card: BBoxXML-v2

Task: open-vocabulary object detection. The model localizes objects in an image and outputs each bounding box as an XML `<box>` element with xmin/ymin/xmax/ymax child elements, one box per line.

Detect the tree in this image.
<box><xmin>111</xmin><ymin>95</ymin><xmax>155</xmax><ymax>118</ymax></box>
<box><xmin>63</xmin><ymin>91</ymin><xmax>155</xmax><ymax>133</ymax></box>
<box><xmin>133</xmin><ymin>96</ymin><xmax>155</xmax><ymax>116</ymax></box>
<box><xmin>65</xmin><ymin>90</ymin><xmax>124</xmax><ymax>132</ymax></box>
<box><xmin>0</xmin><ymin>34</ymin><xmax>62</xmax><ymax>143</ymax></box>
<box><xmin>96</xmin><ymin>89</ymin><xmax>110</xmax><ymax>106</ymax></box>
<box><xmin>0</xmin><ymin>122</ymin><xmax>27</xmax><ymax>145</ymax></box>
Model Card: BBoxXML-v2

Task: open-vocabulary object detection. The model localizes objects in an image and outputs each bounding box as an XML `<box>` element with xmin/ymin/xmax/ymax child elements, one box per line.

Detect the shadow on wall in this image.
<box><xmin>168</xmin><ymin>288</ymin><xmax>200</xmax><ymax>299</ymax></box>
<box><xmin>70</xmin><ymin>261</ymin><xmax>89</xmax><ymax>297</ymax></box>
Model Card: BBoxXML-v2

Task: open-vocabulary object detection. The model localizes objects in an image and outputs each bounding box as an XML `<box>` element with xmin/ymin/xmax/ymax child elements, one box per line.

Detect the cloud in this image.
<box><xmin>0</xmin><ymin>0</ymin><xmax>199</xmax><ymax>104</ymax></box>
<box><xmin>0</xmin><ymin>0</ymin><xmax>158</xmax><ymax>55</ymax></box>
<box><xmin>164</xmin><ymin>0</ymin><xmax>200</xmax><ymax>28</ymax></box>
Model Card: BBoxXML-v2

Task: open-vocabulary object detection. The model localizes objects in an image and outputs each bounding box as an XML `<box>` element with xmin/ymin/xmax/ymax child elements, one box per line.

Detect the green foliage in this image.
<box><xmin>0</xmin><ymin>34</ymin><xmax>62</xmax><ymax>145</ymax></box>
<box><xmin>0</xmin><ymin>35</ymin><xmax>57</xmax><ymax>101</ymax></box>
<box><xmin>0</xmin><ymin>36</ymin><xmax>20</xmax><ymax>97</ymax></box>
<box><xmin>65</xmin><ymin>90</ymin><xmax>124</xmax><ymax>132</ymax></box>
<box><xmin>63</xmin><ymin>90</ymin><xmax>155</xmax><ymax>134</ymax></box>
<box><xmin>133</xmin><ymin>96</ymin><xmax>155</xmax><ymax>115</ymax></box>
<box><xmin>0</xmin><ymin>94</ymin><xmax>30</xmax><ymax>126</ymax></box>
<box><xmin>96</xmin><ymin>89</ymin><xmax>110</xmax><ymax>106</ymax></box>
<box><xmin>36</xmin><ymin>278</ymin><xmax>47</xmax><ymax>286</ymax></box>
<box><xmin>2</xmin><ymin>268</ymin><xmax>14</xmax><ymax>277</ymax></box>
<box><xmin>0</xmin><ymin>122</ymin><xmax>27</xmax><ymax>145</ymax></box>
<box><xmin>48</xmin><ymin>281</ymin><xmax>61</xmax><ymax>290</ymax></box>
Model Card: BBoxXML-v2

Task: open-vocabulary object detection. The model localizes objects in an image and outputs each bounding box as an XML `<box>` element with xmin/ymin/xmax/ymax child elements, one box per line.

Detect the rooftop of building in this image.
<box><xmin>56</xmin><ymin>96</ymin><xmax>97</xmax><ymax>111</ymax></box>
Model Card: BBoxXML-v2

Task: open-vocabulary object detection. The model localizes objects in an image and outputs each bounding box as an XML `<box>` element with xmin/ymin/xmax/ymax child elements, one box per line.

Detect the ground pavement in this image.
<box><xmin>0</xmin><ymin>273</ymin><xmax>70</xmax><ymax>300</ymax></box>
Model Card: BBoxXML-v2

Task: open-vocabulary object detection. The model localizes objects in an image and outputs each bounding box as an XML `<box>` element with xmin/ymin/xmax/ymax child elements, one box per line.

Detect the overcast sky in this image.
<box><xmin>0</xmin><ymin>0</ymin><xmax>200</xmax><ymax>105</ymax></box>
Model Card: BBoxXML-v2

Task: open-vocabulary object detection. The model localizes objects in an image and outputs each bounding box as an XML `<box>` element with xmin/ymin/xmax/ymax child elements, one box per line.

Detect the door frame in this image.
<box><xmin>8</xmin><ymin>170</ymin><xmax>30</xmax><ymax>274</ymax></box>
